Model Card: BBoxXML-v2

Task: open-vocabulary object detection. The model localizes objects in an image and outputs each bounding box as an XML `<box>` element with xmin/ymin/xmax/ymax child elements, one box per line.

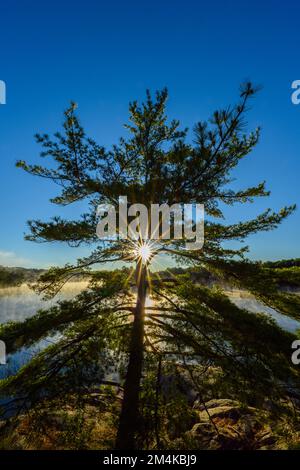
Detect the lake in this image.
<box><xmin>0</xmin><ymin>283</ymin><xmax>299</xmax><ymax>378</ymax></box>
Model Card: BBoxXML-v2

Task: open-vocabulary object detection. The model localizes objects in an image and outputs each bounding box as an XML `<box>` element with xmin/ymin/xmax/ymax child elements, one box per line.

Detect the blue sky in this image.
<box><xmin>0</xmin><ymin>0</ymin><xmax>299</xmax><ymax>268</ymax></box>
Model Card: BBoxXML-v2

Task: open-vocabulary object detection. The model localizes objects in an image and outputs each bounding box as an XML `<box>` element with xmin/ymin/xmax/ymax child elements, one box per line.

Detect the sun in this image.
<box><xmin>133</xmin><ymin>241</ymin><xmax>153</xmax><ymax>264</ymax></box>
<box><xmin>139</xmin><ymin>244</ymin><xmax>152</xmax><ymax>262</ymax></box>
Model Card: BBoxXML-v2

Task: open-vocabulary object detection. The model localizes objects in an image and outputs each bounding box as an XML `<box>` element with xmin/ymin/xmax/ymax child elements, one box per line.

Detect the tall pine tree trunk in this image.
<box><xmin>115</xmin><ymin>259</ymin><xmax>147</xmax><ymax>449</ymax></box>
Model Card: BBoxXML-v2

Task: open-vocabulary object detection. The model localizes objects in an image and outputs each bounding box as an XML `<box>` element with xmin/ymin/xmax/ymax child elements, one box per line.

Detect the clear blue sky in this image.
<box><xmin>0</xmin><ymin>0</ymin><xmax>299</xmax><ymax>268</ymax></box>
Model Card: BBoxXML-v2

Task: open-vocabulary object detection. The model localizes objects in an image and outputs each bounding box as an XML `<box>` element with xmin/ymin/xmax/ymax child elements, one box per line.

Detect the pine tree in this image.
<box><xmin>1</xmin><ymin>84</ymin><xmax>300</xmax><ymax>449</ymax></box>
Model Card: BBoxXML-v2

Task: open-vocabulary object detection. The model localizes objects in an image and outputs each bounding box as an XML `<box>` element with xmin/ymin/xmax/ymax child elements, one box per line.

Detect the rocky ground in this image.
<box><xmin>172</xmin><ymin>398</ymin><xmax>283</xmax><ymax>450</ymax></box>
<box><xmin>1</xmin><ymin>391</ymin><xmax>300</xmax><ymax>450</ymax></box>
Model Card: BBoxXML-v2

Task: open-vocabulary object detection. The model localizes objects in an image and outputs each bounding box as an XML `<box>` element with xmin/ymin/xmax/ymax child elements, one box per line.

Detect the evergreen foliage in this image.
<box><xmin>1</xmin><ymin>84</ymin><xmax>300</xmax><ymax>449</ymax></box>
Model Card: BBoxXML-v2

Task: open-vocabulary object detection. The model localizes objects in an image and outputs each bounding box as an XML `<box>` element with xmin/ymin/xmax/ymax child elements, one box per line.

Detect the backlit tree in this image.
<box><xmin>1</xmin><ymin>84</ymin><xmax>300</xmax><ymax>449</ymax></box>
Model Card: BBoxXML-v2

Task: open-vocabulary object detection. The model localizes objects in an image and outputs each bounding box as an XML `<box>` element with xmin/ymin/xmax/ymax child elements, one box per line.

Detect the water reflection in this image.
<box><xmin>1</xmin><ymin>283</ymin><xmax>299</xmax><ymax>333</ymax></box>
<box><xmin>0</xmin><ymin>282</ymin><xmax>89</xmax><ymax>380</ymax></box>
<box><xmin>228</xmin><ymin>289</ymin><xmax>300</xmax><ymax>333</ymax></box>
<box><xmin>0</xmin><ymin>283</ymin><xmax>299</xmax><ymax>380</ymax></box>
<box><xmin>0</xmin><ymin>282</ymin><xmax>89</xmax><ymax>324</ymax></box>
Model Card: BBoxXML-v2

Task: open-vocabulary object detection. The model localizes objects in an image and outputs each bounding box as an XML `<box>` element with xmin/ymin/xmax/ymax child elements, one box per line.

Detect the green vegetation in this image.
<box><xmin>1</xmin><ymin>85</ymin><xmax>300</xmax><ymax>450</ymax></box>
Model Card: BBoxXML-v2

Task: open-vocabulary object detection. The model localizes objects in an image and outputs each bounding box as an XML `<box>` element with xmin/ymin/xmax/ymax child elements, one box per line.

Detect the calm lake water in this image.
<box><xmin>0</xmin><ymin>283</ymin><xmax>298</xmax><ymax>330</ymax></box>
<box><xmin>0</xmin><ymin>282</ymin><xmax>89</xmax><ymax>379</ymax></box>
<box><xmin>0</xmin><ymin>283</ymin><xmax>299</xmax><ymax>378</ymax></box>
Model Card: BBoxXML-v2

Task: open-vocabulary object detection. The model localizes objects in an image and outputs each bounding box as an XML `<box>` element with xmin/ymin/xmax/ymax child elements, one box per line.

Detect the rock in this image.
<box><xmin>187</xmin><ymin>398</ymin><xmax>277</xmax><ymax>450</ymax></box>
<box><xmin>193</xmin><ymin>398</ymin><xmax>239</xmax><ymax>411</ymax></box>
<box><xmin>257</xmin><ymin>430</ymin><xmax>276</xmax><ymax>448</ymax></box>
<box><xmin>191</xmin><ymin>422</ymin><xmax>215</xmax><ymax>439</ymax></box>
<box><xmin>197</xmin><ymin>405</ymin><xmax>243</xmax><ymax>422</ymax></box>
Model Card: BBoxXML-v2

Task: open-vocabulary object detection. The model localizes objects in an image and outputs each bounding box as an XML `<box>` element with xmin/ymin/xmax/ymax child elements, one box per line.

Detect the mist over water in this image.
<box><xmin>0</xmin><ymin>282</ymin><xmax>89</xmax><ymax>380</ymax></box>
<box><xmin>0</xmin><ymin>282</ymin><xmax>89</xmax><ymax>324</ymax></box>
<box><xmin>229</xmin><ymin>290</ymin><xmax>300</xmax><ymax>333</ymax></box>
<box><xmin>0</xmin><ymin>282</ymin><xmax>299</xmax><ymax>331</ymax></box>
<box><xmin>0</xmin><ymin>282</ymin><xmax>299</xmax><ymax>380</ymax></box>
